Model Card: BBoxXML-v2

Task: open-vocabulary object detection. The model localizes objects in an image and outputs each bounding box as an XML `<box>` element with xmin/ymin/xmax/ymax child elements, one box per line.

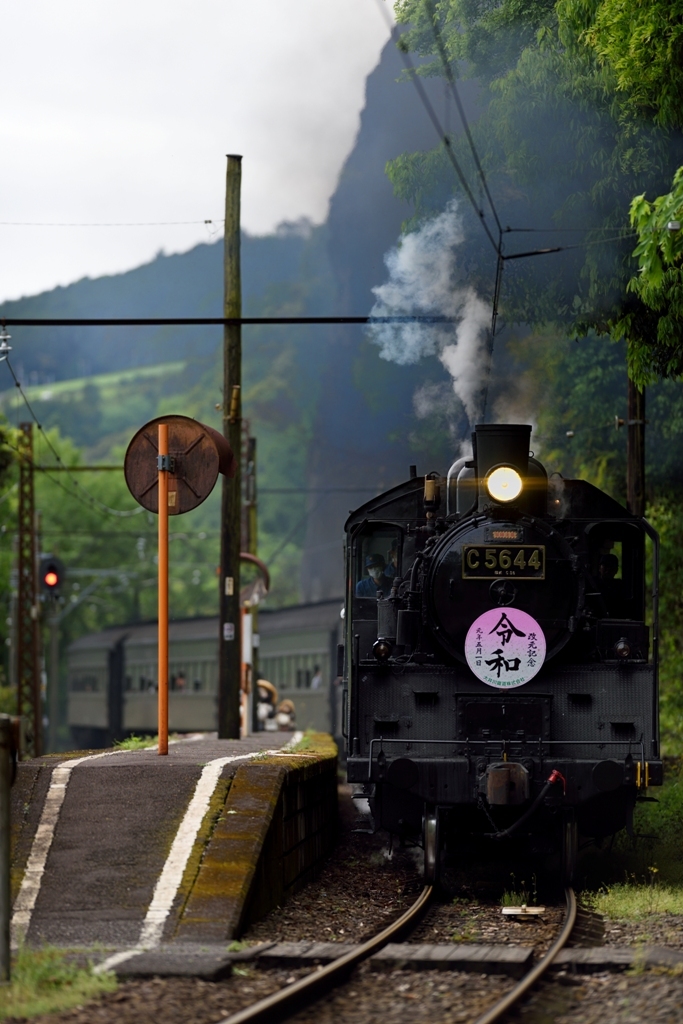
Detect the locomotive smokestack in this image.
<box><xmin>474</xmin><ymin>424</ymin><xmax>532</xmax><ymax>480</ymax></box>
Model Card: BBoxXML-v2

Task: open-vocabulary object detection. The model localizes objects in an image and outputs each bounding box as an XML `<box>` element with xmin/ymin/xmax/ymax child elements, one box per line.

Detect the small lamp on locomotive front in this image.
<box><xmin>486</xmin><ymin>466</ymin><xmax>523</xmax><ymax>503</ymax></box>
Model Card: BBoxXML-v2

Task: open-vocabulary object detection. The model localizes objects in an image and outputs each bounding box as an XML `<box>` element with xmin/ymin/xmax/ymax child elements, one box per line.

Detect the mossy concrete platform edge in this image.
<box><xmin>176</xmin><ymin>733</ymin><xmax>338</xmax><ymax>942</ymax></box>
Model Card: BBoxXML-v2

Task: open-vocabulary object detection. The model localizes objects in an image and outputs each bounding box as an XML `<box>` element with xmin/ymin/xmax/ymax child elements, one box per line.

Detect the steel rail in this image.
<box><xmin>218</xmin><ymin>884</ymin><xmax>433</xmax><ymax>1024</ymax></box>
<box><xmin>472</xmin><ymin>886</ymin><xmax>577</xmax><ymax>1024</ymax></box>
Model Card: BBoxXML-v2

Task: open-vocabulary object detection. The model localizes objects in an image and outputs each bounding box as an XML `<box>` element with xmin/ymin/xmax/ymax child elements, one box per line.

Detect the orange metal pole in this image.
<box><xmin>158</xmin><ymin>423</ymin><xmax>169</xmax><ymax>755</ymax></box>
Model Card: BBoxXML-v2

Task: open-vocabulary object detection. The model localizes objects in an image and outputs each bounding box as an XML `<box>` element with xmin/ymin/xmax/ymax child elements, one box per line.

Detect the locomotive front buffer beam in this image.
<box><xmin>348</xmin><ymin>751</ymin><xmax>662</xmax><ymax>839</ymax></box>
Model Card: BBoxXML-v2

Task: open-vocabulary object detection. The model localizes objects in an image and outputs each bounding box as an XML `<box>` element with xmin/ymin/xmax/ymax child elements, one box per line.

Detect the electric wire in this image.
<box><xmin>372</xmin><ymin>0</ymin><xmax>641</xmax><ymax>421</ymax></box>
<box><xmin>264</xmin><ymin>494</ymin><xmax>328</xmax><ymax>570</ymax></box>
<box><xmin>422</xmin><ymin>0</ymin><xmax>503</xmax><ymax>236</ymax></box>
<box><xmin>0</xmin><ymin>483</ymin><xmax>17</xmax><ymax>507</ymax></box>
<box><xmin>6</xmin><ymin>437</ymin><xmax>140</xmax><ymax>520</ymax></box>
<box><xmin>0</xmin><ymin>219</ymin><xmax>223</xmax><ymax>228</ymax></box>
<box><xmin>506</xmin><ymin>226</ymin><xmax>635</xmax><ymax>234</ymax></box>
<box><xmin>4</xmin><ymin>358</ymin><xmax>143</xmax><ymax>518</ymax></box>
<box><xmin>6</xmin><ymin>437</ymin><xmax>115</xmax><ymax>518</ymax></box>
<box><xmin>374</xmin><ymin>0</ymin><xmax>499</xmax><ymax>256</ymax></box>
<box><xmin>0</xmin><ymin>315</ymin><xmax>458</xmax><ymax>327</ymax></box>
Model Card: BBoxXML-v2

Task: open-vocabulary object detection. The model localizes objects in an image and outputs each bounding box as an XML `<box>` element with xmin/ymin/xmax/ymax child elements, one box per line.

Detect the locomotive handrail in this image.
<box><xmin>641</xmin><ymin>519</ymin><xmax>660</xmax><ymax>758</ymax></box>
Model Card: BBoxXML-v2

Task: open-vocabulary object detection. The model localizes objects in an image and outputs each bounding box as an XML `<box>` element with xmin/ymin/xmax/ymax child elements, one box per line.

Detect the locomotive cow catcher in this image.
<box><xmin>343</xmin><ymin>423</ymin><xmax>662</xmax><ymax>883</ymax></box>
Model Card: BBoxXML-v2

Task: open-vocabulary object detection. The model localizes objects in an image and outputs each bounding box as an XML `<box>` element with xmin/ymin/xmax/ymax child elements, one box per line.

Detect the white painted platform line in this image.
<box><xmin>138</xmin><ymin>755</ymin><xmax>234</xmax><ymax>948</ymax></box>
<box><xmin>95</xmin><ymin>745</ymin><xmax>290</xmax><ymax>975</ymax></box>
<box><xmin>11</xmin><ymin>750</ymin><xmax>118</xmax><ymax>948</ymax></box>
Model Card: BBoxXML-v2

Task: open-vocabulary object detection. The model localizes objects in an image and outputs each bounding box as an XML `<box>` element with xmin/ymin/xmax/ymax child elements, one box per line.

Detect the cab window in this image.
<box><xmin>354</xmin><ymin>527</ymin><xmax>401</xmax><ymax>601</ymax></box>
<box><xmin>586</xmin><ymin>523</ymin><xmax>644</xmax><ymax>620</ymax></box>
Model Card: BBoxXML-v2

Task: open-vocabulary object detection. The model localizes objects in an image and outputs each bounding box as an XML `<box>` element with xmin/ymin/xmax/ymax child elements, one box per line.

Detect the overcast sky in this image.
<box><xmin>0</xmin><ymin>1</ymin><xmax>392</xmax><ymax>302</ymax></box>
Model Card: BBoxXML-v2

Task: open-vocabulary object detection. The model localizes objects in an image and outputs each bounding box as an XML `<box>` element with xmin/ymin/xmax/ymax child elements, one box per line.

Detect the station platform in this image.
<box><xmin>9</xmin><ymin>731</ymin><xmax>338</xmax><ymax>971</ymax></box>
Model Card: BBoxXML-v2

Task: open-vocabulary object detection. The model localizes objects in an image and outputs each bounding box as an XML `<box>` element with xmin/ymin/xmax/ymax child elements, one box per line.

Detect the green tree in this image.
<box><xmin>561</xmin><ymin>0</ymin><xmax>683</xmax><ymax>129</ymax></box>
<box><xmin>612</xmin><ymin>168</ymin><xmax>683</xmax><ymax>383</ymax></box>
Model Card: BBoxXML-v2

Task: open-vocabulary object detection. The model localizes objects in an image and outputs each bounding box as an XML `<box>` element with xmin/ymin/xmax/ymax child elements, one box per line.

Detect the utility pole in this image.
<box><xmin>244</xmin><ymin>429</ymin><xmax>259</xmax><ymax>732</ymax></box>
<box><xmin>16</xmin><ymin>424</ymin><xmax>41</xmax><ymax>757</ymax></box>
<box><xmin>218</xmin><ymin>154</ymin><xmax>243</xmax><ymax>739</ymax></box>
<box><xmin>627</xmin><ymin>379</ymin><xmax>646</xmax><ymax>516</ymax></box>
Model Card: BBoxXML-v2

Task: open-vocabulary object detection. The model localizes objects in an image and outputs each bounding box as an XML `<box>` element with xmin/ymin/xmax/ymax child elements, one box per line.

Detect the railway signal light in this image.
<box><xmin>39</xmin><ymin>556</ymin><xmax>65</xmax><ymax>597</ymax></box>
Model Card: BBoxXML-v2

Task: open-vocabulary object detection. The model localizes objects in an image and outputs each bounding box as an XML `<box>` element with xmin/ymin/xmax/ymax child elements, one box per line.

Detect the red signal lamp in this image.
<box><xmin>39</xmin><ymin>556</ymin><xmax>65</xmax><ymax>596</ymax></box>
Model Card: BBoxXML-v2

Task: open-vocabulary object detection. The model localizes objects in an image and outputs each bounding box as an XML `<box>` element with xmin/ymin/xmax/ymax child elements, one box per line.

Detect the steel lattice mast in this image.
<box><xmin>16</xmin><ymin>423</ymin><xmax>41</xmax><ymax>756</ymax></box>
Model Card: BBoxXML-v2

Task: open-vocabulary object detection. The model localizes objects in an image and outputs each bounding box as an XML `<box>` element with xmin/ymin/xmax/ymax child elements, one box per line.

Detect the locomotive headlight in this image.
<box><xmin>486</xmin><ymin>466</ymin><xmax>523</xmax><ymax>503</ymax></box>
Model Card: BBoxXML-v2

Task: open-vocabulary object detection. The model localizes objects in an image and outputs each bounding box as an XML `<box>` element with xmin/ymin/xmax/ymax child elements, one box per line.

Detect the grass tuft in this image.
<box><xmin>583</xmin><ymin>875</ymin><xmax>683</xmax><ymax>920</ymax></box>
<box><xmin>291</xmin><ymin>729</ymin><xmax>315</xmax><ymax>751</ymax></box>
<box><xmin>578</xmin><ymin>764</ymin><xmax>683</xmax><ymax>920</ymax></box>
<box><xmin>0</xmin><ymin>947</ymin><xmax>116</xmax><ymax>1020</ymax></box>
<box><xmin>500</xmin><ymin>873</ymin><xmax>537</xmax><ymax>907</ymax></box>
<box><xmin>113</xmin><ymin>733</ymin><xmax>157</xmax><ymax>750</ymax></box>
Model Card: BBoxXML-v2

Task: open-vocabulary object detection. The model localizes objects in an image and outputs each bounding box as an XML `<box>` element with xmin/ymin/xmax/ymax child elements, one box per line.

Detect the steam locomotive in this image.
<box><xmin>343</xmin><ymin>424</ymin><xmax>662</xmax><ymax>881</ymax></box>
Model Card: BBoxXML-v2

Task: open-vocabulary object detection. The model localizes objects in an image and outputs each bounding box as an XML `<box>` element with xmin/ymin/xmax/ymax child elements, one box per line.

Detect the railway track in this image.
<box><xmin>220</xmin><ymin>883</ymin><xmax>433</xmax><ymax>1024</ymax></box>
<box><xmin>219</xmin><ymin>886</ymin><xmax>577</xmax><ymax>1024</ymax></box>
<box><xmin>472</xmin><ymin>887</ymin><xmax>576</xmax><ymax>1024</ymax></box>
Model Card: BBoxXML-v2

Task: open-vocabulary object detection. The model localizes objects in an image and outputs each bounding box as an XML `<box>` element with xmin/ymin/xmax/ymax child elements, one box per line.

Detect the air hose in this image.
<box><xmin>485</xmin><ymin>769</ymin><xmax>566</xmax><ymax>841</ymax></box>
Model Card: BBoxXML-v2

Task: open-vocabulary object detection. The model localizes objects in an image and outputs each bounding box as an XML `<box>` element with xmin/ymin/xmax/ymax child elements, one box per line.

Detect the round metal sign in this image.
<box><xmin>124</xmin><ymin>415</ymin><xmax>236</xmax><ymax>515</ymax></box>
<box><xmin>464</xmin><ymin>607</ymin><xmax>546</xmax><ymax>689</ymax></box>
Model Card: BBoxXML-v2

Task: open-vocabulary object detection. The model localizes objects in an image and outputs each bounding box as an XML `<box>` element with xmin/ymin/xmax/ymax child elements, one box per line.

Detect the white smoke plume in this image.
<box><xmin>369</xmin><ymin>200</ymin><xmax>491</xmax><ymax>425</ymax></box>
<box><xmin>412</xmin><ymin>381</ymin><xmax>457</xmax><ymax>420</ymax></box>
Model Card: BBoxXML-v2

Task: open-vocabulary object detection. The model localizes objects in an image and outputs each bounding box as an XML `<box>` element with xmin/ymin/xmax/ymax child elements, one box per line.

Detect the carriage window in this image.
<box><xmin>70</xmin><ymin>674</ymin><xmax>100</xmax><ymax>692</ymax></box>
<box><xmin>355</xmin><ymin>527</ymin><xmax>401</xmax><ymax>600</ymax></box>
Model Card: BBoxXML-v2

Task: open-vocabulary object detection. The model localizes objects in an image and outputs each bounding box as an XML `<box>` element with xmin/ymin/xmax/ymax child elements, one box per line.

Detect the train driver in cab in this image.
<box><xmin>598</xmin><ymin>552</ymin><xmax>627</xmax><ymax>617</ymax></box>
<box><xmin>356</xmin><ymin>553</ymin><xmax>393</xmax><ymax>597</ymax></box>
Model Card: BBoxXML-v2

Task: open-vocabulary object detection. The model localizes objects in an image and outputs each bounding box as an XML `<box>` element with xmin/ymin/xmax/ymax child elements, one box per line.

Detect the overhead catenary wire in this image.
<box><xmin>374</xmin><ymin>0</ymin><xmax>500</xmax><ymax>257</ymax></box>
<box><xmin>0</xmin><ymin>216</ymin><xmax>637</xmax><ymax>236</ymax></box>
<box><xmin>372</xmin><ymin>0</ymin><xmax>643</xmax><ymax>423</ymax></box>
<box><xmin>3</xmin><ymin>357</ymin><xmax>143</xmax><ymax>519</ymax></box>
<box><xmin>6</xmin><ymin>437</ymin><xmax>141</xmax><ymax>521</ymax></box>
<box><xmin>5</xmin><ymin>437</ymin><xmax>113</xmax><ymax>518</ymax></box>
<box><xmin>0</xmin><ymin>483</ymin><xmax>17</xmax><ymax>507</ymax></box>
<box><xmin>263</xmin><ymin>494</ymin><xmax>328</xmax><ymax>571</ymax></box>
<box><xmin>377</xmin><ymin>5</ymin><xmax>639</xmax><ymax>257</ymax></box>
<box><xmin>422</xmin><ymin>0</ymin><xmax>503</xmax><ymax>237</ymax></box>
